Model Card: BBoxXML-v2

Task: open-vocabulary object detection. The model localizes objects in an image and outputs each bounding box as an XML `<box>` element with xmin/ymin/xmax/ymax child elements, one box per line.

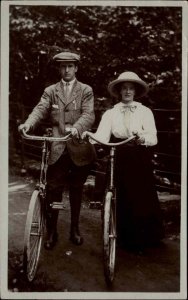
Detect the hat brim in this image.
<box><xmin>54</xmin><ymin>59</ymin><xmax>79</xmax><ymax>63</ymax></box>
<box><xmin>108</xmin><ymin>78</ymin><xmax>149</xmax><ymax>99</ymax></box>
<box><xmin>53</xmin><ymin>51</ymin><xmax>80</xmax><ymax>62</ymax></box>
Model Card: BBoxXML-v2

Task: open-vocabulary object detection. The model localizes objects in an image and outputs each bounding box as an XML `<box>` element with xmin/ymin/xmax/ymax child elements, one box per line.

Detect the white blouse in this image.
<box><xmin>93</xmin><ymin>101</ymin><xmax>157</xmax><ymax>146</ymax></box>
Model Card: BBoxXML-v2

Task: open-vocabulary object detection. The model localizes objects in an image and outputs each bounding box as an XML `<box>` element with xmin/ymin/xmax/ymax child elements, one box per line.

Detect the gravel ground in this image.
<box><xmin>6</xmin><ymin>167</ymin><xmax>182</xmax><ymax>298</ymax></box>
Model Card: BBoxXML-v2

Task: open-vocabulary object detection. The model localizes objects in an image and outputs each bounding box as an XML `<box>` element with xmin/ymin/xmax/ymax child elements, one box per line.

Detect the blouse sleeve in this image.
<box><xmin>92</xmin><ymin>110</ymin><xmax>112</xmax><ymax>143</ymax></box>
<box><xmin>141</xmin><ymin>107</ymin><xmax>158</xmax><ymax>146</ymax></box>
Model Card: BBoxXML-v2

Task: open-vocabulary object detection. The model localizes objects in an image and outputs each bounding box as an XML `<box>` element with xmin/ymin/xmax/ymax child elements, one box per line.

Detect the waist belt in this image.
<box><xmin>110</xmin><ymin>136</ymin><xmax>147</xmax><ymax>148</ymax></box>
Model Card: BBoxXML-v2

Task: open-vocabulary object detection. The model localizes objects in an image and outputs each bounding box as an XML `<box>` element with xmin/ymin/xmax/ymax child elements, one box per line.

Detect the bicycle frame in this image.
<box><xmin>38</xmin><ymin>139</ymin><xmax>49</xmax><ymax>199</ymax></box>
<box><xmin>109</xmin><ymin>146</ymin><xmax>115</xmax><ymax>192</ymax></box>
<box><xmin>21</xmin><ymin>129</ymin><xmax>73</xmax><ymax>281</ymax></box>
<box><xmin>87</xmin><ymin>132</ymin><xmax>135</xmax><ymax>194</ymax></box>
<box><xmin>21</xmin><ymin>129</ymin><xmax>72</xmax><ymax>202</ymax></box>
<box><xmin>85</xmin><ymin>132</ymin><xmax>135</xmax><ymax>285</ymax></box>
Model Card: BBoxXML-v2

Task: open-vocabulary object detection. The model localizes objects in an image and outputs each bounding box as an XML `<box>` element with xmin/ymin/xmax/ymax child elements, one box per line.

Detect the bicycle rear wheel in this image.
<box><xmin>103</xmin><ymin>191</ymin><xmax>116</xmax><ymax>285</ymax></box>
<box><xmin>23</xmin><ymin>189</ymin><xmax>44</xmax><ymax>282</ymax></box>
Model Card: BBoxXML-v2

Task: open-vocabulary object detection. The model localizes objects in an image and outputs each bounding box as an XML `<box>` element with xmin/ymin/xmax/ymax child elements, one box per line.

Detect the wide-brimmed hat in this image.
<box><xmin>53</xmin><ymin>51</ymin><xmax>80</xmax><ymax>62</ymax></box>
<box><xmin>108</xmin><ymin>71</ymin><xmax>149</xmax><ymax>99</ymax></box>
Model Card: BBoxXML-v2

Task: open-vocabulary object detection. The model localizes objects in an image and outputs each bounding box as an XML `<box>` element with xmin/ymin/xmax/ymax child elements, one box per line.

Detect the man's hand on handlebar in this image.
<box><xmin>65</xmin><ymin>127</ymin><xmax>79</xmax><ymax>138</ymax></box>
<box><xmin>18</xmin><ymin>123</ymin><xmax>31</xmax><ymax>134</ymax></box>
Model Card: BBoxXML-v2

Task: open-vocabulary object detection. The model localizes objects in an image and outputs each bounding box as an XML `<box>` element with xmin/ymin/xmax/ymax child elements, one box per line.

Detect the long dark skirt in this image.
<box><xmin>115</xmin><ymin>144</ymin><xmax>164</xmax><ymax>249</ymax></box>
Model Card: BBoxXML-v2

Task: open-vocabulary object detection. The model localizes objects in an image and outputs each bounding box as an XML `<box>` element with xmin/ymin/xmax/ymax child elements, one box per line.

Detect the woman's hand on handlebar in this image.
<box><xmin>18</xmin><ymin>123</ymin><xmax>31</xmax><ymax>134</ymax></box>
<box><xmin>132</xmin><ymin>131</ymin><xmax>145</xmax><ymax>145</ymax></box>
<box><xmin>81</xmin><ymin>131</ymin><xmax>89</xmax><ymax>140</ymax></box>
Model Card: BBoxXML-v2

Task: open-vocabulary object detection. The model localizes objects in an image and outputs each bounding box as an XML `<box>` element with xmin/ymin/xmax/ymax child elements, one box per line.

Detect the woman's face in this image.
<box><xmin>120</xmin><ymin>82</ymin><xmax>136</xmax><ymax>103</ymax></box>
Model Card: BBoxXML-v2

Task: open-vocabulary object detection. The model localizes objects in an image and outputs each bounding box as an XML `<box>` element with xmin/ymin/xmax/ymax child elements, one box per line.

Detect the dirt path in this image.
<box><xmin>7</xmin><ymin>174</ymin><xmax>180</xmax><ymax>296</ymax></box>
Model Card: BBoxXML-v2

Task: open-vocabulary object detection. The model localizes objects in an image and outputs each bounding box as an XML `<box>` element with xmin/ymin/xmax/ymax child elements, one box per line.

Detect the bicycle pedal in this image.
<box><xmin>50</xmin><ymin>202</ymin><xmax>66</xmax><ymax>210</ymax></box>
<box><xmin>109</xmin><ymin>234</ymin><xmax>117</xmax><ymax>239</ymax></box>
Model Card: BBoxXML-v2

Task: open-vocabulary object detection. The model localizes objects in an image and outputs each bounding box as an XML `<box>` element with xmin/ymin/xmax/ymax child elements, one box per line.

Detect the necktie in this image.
<box><xmin>64</xmin><ymin>82</ymin><xmax>70</xmax><ymax>100</ymax></box>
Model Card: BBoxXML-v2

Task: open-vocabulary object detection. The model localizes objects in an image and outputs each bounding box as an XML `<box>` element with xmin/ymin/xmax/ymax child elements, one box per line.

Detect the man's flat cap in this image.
<box><xmin>53</xmin><ymin>51</ymin><xmax>80</xmax><ymax>62</ymax></box>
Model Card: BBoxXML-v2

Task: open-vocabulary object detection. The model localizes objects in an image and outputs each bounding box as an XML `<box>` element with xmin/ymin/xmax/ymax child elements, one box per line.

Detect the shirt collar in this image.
<box><xmin>121</xmin><ymin>101</ymin><xmax>137</xmax><ymax>106</ymax></box>
<box><xmin>61</xmin><ymin>78</ymin><xmax>76</xmax><ymax>87</ymax></box>
<box><xmin>115</xmin><ymin>101</ymin><xmax>140</xmax><ymax>108</ymax></box>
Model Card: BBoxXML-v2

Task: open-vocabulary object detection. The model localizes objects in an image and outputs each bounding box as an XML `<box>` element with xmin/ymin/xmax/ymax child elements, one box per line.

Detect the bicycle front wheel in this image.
<box><xmin>23</xmin><ymin>189</ymin><xmax>44</xmax><ymax>282</ymax></box>
<box><xmin>103</xmin><ymin>191</ymin><xmax>116</xmax><ymax>285</ymax></box>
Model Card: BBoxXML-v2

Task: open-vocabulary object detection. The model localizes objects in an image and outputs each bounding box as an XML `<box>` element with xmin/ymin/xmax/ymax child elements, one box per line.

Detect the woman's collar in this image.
<box><xmin>115</xmin><ymin>101</ymin><xmax>141</xmax><ymax>108</ymax></box>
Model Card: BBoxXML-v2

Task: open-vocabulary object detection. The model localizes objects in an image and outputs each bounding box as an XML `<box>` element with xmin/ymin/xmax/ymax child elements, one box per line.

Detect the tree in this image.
<box><xmin>9</xmin><ymin>5</ymin><xmax>182</xmax><ymax>109</ymax></box>
<box><xmin>9</xmin><ymin>5</ymin><xmax>183</xmax><ymax>190</ymax></box>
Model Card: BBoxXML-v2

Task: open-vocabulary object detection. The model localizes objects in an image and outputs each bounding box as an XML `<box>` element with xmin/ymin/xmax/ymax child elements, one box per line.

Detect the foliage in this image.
<box><xmin>9</xmin><ymin>5</ymin><xmax>182</xmax><ymax>192</ymax></box>
<box><xmin>9</xmin><ymin>5</ymin><xmax>182</xmax><ymax>109</ymax></box>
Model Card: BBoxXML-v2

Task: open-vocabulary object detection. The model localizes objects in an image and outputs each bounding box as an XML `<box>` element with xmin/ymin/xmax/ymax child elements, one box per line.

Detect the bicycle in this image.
<box><xmin>84</xmin><ymin>132</ymin><xmax>135</xmax><ymax>285</ymax></box>
<box><xmin>20</xmin><ymin>129</ymin><xmax>72</xmax><ymax>282</ymax></box>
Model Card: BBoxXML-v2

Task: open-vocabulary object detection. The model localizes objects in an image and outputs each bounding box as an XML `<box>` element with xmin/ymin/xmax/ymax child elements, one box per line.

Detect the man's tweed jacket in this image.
<box><xmin>25</xmin><ymin>79</ymin><xmax>96</xmax><ymax>166</ymax></box>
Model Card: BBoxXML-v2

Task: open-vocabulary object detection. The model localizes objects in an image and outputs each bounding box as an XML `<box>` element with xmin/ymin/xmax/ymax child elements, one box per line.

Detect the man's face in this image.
<box><xmin>59</xmin><ymin>62</ymin><xmax>78</xmax><ymax>82</ymax></box>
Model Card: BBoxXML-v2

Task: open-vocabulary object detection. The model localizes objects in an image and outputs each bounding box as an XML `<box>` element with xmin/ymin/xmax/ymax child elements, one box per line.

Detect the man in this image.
<box><xmin>19</xmin><ymin>51</ymin><xmax>96</xmax><ymax>249</ymax></box>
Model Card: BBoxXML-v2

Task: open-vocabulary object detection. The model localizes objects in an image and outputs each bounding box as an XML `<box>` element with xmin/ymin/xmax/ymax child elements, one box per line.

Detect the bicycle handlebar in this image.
<box><xmin>85</xmin><ymin>132</ymin><xmax>136</xmax><ymax>146</ymax></box>
<box><xmin>21</xmin><ymin>129</ymin><xmax>72</xmax><ymax>142</ymax></box>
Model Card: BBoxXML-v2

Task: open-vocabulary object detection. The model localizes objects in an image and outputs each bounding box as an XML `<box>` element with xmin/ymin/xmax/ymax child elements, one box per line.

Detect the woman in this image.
<box><xmin>83</xmin><ymin>71</ymin><xmax>164</xmax><ymax>253</ymax></box>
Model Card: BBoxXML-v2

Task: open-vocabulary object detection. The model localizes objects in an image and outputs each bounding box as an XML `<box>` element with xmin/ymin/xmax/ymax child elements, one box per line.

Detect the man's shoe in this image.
<box><xmin>44</xmin><ymin>232</ymin><xmax>58</xmax><ymax>250</ymax></box>
<box><xmin>70</xmin><ymin>227</ymin><xmax>83</xmax><ymax>245</ymax></box>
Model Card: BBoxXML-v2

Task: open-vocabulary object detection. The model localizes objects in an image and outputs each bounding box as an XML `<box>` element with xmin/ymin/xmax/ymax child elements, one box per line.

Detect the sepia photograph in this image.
<box><xmin>0</xmin><ymin>1</ymin><xmax>187</xmax><ymax>299</ymax></box>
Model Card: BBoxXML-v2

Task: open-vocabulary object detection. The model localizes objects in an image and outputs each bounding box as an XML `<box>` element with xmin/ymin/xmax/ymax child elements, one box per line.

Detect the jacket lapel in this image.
<box><xmin>55</xmin><ymin>81</ymin><xmax>66</xmax><ymax>105</ymax></box>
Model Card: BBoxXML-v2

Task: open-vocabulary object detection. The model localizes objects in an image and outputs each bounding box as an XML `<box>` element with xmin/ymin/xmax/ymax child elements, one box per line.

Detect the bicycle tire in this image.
<box><xmin>103</xmin><ymin>191</ymin><xmax>116</xmax><ymax>285</ymax></box>
<box><xmin>23</xmin><ymin>189</ymin><xmax>44</xmax><ymax>282</ymax></box>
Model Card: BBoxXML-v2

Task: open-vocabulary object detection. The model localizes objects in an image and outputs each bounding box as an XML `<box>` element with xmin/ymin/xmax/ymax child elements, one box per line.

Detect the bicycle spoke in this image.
<box><xmin>28</xmin><ymin>228</ymin><xmax>41</xmax><ymax>276</ymax></box>
<box><xmin>33</xmin><ymin>202</ymin><xmax>40</xmax><ymax>220</ymax></box>
<box><xmin>28</xmin><ymin>240</ymin><xmax>39</xmax><ymax>276</ymax></box>
<box><xmin>103</xmin><ymin>192</ymin><xmax>116</xmax><ymax>285</ymax></box>
<box><xmin>23</xmin><ymin>190</ymin><xmax>44</xmax><ymax>281</ymax></box>
<box><xmin>28</xmin><ymin>241</ymin><xmax>38</xmax><ymax>269</ymax></box>
<box><xmin>29</xmin><ymin>235</ymin><xmax>39</xmax><ymax>254</ymax></box>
